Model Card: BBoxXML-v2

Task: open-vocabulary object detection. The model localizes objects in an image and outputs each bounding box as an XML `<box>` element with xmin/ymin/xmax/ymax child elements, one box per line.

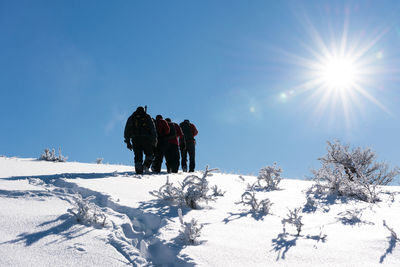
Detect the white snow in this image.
<box><xmin>1</xmin><ymin>156</ymin><xmax>400</xmax><ymax>266</ymax></box>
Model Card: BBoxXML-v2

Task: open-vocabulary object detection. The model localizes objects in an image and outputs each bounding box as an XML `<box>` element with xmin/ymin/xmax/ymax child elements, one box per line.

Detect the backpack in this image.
<box><xmin>180</xmin><ymin>121</ymin><xmax>194</xmax><ymax>141</ymax></box>
<box><xmin>131</xmin><ymin>112</ymin><xmax>151</xmax><ymax>136</ymax></box>
<box><xmin>166</xmin><ymin>122</ymin><xmax>177</xmax><ymax>140</ymax></box>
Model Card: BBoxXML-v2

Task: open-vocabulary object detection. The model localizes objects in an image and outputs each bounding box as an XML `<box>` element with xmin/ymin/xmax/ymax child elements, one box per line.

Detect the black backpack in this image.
<box><xmin>131</xmin><ymin>112</ymin><xmax>151</xmax><ymax>136</ymax></box>
<box><xmin>180</xmin><ymin>121</ymin><xmax>193</xmax><ymax>141</ymax></box>
<box><xmin>166</xmin><ymin>122</ymin><xmax>177</xmax><ymax>140</ymax></box>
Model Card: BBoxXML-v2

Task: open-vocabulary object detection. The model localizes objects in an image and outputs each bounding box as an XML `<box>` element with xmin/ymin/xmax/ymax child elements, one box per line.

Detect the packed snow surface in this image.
<box><xmin>1</xmin><ymin>156</ymin><xmax>400</xmax><ymax>266</ymax></box>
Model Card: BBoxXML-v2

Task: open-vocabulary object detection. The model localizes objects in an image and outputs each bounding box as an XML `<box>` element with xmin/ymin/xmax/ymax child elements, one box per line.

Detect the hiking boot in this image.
<box><xmin>151</xmin><ymin>166</ymin><xmax>160</xmax><ymax>174</ymax></box>
<box><xmin>143</xmin><ymin>166</ymin><xmax>150</xmax><ymax>174</ymax></box>
<box><xmin>182</xmin><ymin>166</ymin><xmax>187</xmax><ymax>172</ymax></box>
<box><xmin>135</xmin><ymin>162</ymin><xmax>143</xmax><ymax>174</ymax></box>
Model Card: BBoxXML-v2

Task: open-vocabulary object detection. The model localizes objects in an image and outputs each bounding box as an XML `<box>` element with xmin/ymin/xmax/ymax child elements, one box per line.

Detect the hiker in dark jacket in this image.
<box><xmin>179</xmin><ymin>119</ymin><xmax>198</xmax><ymax>172</ymax></box>
<box><xmin>124</xmin><ymin>106</ymin><xmax>157</xmax><ymax>174</ymax></box>
<box><xmin>164</xmin><ymin>118</ymin><xmax>183</xmax><ymax>173</ymax></box>
<box><xmin>151</xmin><ymin>115</ymin><xmax>170</xmax><ymax>173</ymax></box>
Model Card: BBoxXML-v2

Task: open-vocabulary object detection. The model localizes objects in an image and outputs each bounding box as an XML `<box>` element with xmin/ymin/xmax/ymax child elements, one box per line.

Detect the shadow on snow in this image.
<box><xmin>271</xmin><ymin>232</ymin><xmax>327</xmax><ymax>261</ymax></box>
<box><xmin>380</xmin><ymin>235</ymin><xmax>398</xmax><ymax>264</ymax></box>
<box><xmin>222</xmin><ymin>209</ymin><xmax>268</xmax><ymax>224</ymax></box>
<box><xmin>0</xmin><ymin>171</ymin><xmax>143</xmax><ymax>182</ymax></box>
<box><xmin>1</xmin><ymin>213</ymin><xmax>91</xmax><ymax>246</ymax></box>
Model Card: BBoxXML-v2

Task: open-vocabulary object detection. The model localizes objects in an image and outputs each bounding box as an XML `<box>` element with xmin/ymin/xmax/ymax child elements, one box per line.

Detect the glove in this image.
<box><xmin>127</xmin><ymin>143</ymin><xmax>133</xmax><ymax>150</ymax></box>
<box><xmin>125</xmin><ymin>139</ymin><xmax>133</xmax><ymax>150</ymax></box>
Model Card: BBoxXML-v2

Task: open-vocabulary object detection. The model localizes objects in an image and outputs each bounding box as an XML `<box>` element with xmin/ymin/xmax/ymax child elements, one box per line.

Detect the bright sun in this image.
<box><xmin>276</xmin><ymin>16</ymin><xmax>392</xmax><ymax>128</ymax></box>
<box><xmin>320</xmin><ymin>57</ymin><xmax>357</xmax><ymax>90</ymax></box>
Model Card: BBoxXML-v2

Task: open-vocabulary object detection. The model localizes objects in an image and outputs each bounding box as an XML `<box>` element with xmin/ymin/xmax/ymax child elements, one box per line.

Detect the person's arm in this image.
<box><xmin>162</xmin><ymin>120</ymin><xmax>170</xmax><ymax>136</ymax></box>
<box><xmin>124</xmin><ymin>116</ymin><xmax>133</xmax><ymax>149</ymax></box>
<box><xmin>124</xmin><ymin>116</ymin><xmax>132</xmax><ymax>142</ymax></box>
<box><xmin>176</xmin><ymin>123</ymin><xmax>183</xmax><ymax>138</ymax></box>
<box><xmin>191</xmin><ymin>124</ymin><xmax>198</xmax><ymax>137</ymax></box>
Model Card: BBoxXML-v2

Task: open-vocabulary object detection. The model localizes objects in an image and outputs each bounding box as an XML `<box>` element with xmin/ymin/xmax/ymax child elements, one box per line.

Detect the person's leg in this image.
<box><xmin>164</xmin><ymin>143</ymin><xmax>172</xmax><ymax>173</ymax></box>
<box><xmin>152</xmin><ymin>139</ymin><xmax>167</xmax><ymax>173</ymax></box>
<box><xmin>169</xmin><ymin>144</ymin><xmax>180</xmax><ymax>173</ymax></box>
<box><xmin>188</xmin><ymin>142</ymin><xmax>196</xmax><ymax>172</ymax></box>
<box><xmin>143</xmin><ymin>141</ymin><xmax>154</xmax><ymax>172</ymax></box>
<box><xmin>132</xmin><ymin>142</ymin><xmax>144</xmax><ymax>174</ymax></box>
<box><xmin>180</xmin><ymin>146</ymin><xmax>188</xmax><ymax>172</ymax></box>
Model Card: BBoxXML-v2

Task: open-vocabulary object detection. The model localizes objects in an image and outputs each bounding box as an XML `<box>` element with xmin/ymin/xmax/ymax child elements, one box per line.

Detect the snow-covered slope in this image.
<box><xmin>1</xmin><ymin>156</ymin><xmax>399</xmax><ymax>266</ymax></box>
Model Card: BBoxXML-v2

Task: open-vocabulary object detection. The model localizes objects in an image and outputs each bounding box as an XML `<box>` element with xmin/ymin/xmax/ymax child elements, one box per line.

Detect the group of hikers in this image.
<box><xmin>124</xmin><ymin>106</ymin><xmax>198</xmax><ymax>174</ymax></box>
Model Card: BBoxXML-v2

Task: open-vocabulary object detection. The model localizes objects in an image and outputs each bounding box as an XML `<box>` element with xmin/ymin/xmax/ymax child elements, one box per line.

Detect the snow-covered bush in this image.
<box><xmin>39</xmin><ymin>148</ymin><xmax>68</xmax><ymax>162</ymax></box>
<box><xmin>68</xmin><ymin>194</ymin><xmax>106</xmax><ymax>227</ymax></box>
<box><xmin>178</xmin><ymin>208</ymin><xmax>203</xmax><ymax>245</ymax></box>
<box><xmin>181</xmin><ymin>166</ymin><xmax>219</xmax><ymax>208</ymax></box>
<box><xmin>151</xmin><ymin>166</ymin><xmax>221</xmax><ymax>209</ymax></box>
<box><xmin>210</xmin><ymin>185</ymin><xmax>225</xmax><ymax>197</ymax></box>
<box><xmin>254</xmin><ymin>163</ymin><xmax>282</xmax><ymax>191</ymax></box>
<box><xmin>153</xmin><ymin>176</ymin><xmax>182</xmax><ymax>202</ymax></box>
<box><xmin>282</xmin><ymin>208</ymin><xmax>304</xmax><ymax>236</ymax></box>
<box><xmin>310</xmin><ymin>140</ymin><xmax>399</xmax><ymax>202</ymax></box>
<box><xmin>237</xmin><ymin>191</ymin><xmax>273</xmax><ymax>215</ymax></box>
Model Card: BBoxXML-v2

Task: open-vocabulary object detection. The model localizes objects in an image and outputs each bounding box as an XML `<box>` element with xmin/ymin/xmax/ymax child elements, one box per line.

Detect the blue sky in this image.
<box><xmin>1</xmin><ymin>0</ymin><xmax>400</xmax><ymax>179</ymax></box>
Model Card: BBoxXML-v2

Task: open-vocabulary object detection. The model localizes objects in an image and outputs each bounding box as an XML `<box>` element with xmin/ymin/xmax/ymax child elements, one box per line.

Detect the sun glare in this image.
<box><xmin>320</xmin><ymin>57</ymin><xmax>357</xmax><ymax>90</ymax></box>
<box><xmin>278</xmin><ymin>14</ymin><xmax>391</xmax><ymax>128</ymax></box>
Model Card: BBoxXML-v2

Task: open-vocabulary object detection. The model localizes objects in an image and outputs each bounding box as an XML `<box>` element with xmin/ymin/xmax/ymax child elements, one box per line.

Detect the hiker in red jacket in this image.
<box><xmin>179</xmin><ymin>119</ymin><xmax>198</xmax><ymax>172</ymax></box>
<box><xmin>151</xmin><ymin>115</ymin><xmax>170</xmax><ymax>173</ymax></box>
<box><xmin>165</xmin><ymin>118</ymin><xmax>183</xmax><ymax>173</ymax></box>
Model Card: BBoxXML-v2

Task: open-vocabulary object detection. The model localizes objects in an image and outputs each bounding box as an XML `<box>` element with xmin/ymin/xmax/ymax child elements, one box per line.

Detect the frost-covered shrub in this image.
<box><xmin>39</xmin><ymin>148</ymin><xmax>68</xmax><ymax>162</ymax></box>
<box><xmin>311</xmin><ymin>140</ymin><xmax>399</xmax><ymax>202</ymax></box>
<box><xmin>182</xmin><ymin>166</ymin><xmax>219</xmax><ymax>208</ymax></box>
<box><xmin>153</xmin><ymin>176</ymin><xmax>182</xmax><ymax>202</ymax></box>
<box><xmin>254</xmin><ymin>163</ymin><xmax>282</xmax><ymax>191</ymax></box>
<box><xmin>151</xmin><ymin>166</ymin><xmax>221</xmax><ymax>209</ymax></box>
<box><xmin>282</xmin><ymin>208</ymin><xmax>304</xmax><ymax>236</ymax></box>
<box><xmin>178</xmin><ymin>208</ymin><xmax>203</xmax><ymax>245</ymax></box>
<box><xmin>237</xmin><ymin>191</ymin><xmax>273</xmax><ymax>215</ymax></box>
<box><xmin>210</xmin><ymin>185</ymin><xmax>225</xmax><ymax>197</ymax></box>
<box><xmin>68</xmin><ymin>194</ymin><xmax>106</xmax><ymax>227</ymax></box>
<box><xmin>181</xmin><ymin>175</ymin><xmax>208</xmax><ymax>209</ymax></box>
